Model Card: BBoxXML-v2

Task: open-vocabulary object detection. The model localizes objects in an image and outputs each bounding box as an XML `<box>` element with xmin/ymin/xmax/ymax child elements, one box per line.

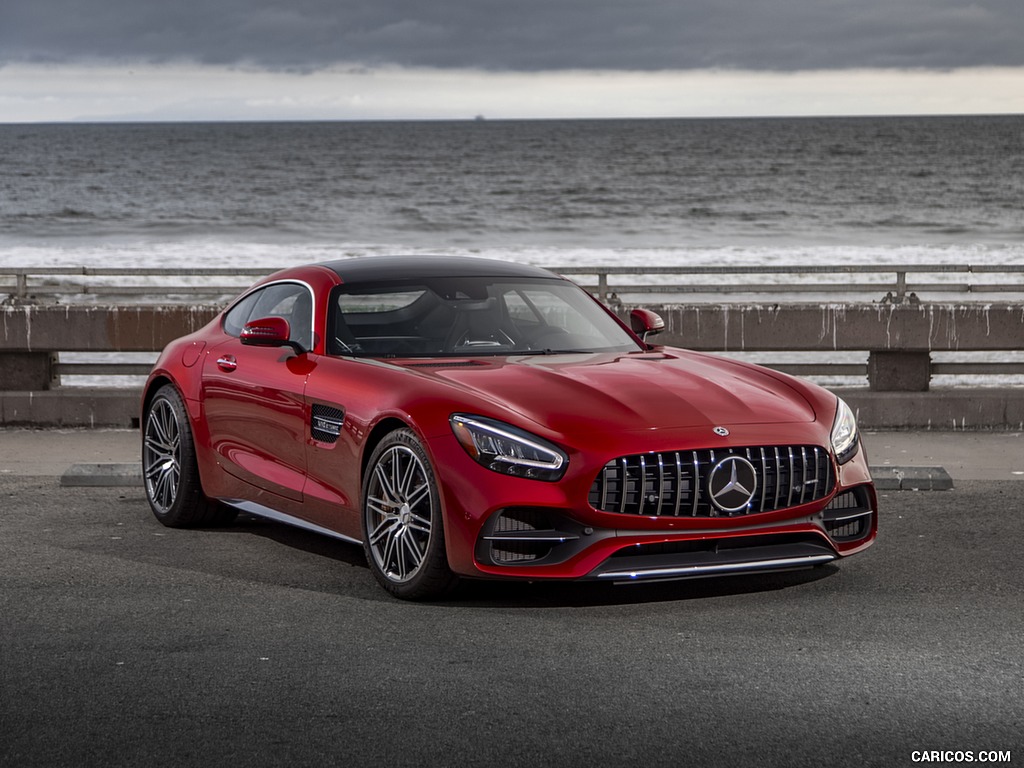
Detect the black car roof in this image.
<box><xmin>319</xmin><ymin>256</ymin><xmax>560</xmax><ymax>283</ymax></box>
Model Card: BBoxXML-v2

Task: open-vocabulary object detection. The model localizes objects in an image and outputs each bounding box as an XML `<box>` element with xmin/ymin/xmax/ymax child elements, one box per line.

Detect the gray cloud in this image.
<box><xmin>3</xmin><ymin>0</ymin><xmax>1022</xmax><ymax>72</ymax></box>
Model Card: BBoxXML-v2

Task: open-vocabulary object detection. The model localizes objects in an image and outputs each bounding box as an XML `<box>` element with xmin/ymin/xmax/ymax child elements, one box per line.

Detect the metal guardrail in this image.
<box><xmin>553</xmin><ymin>264</ymin><xmax>1024</xmax><ymax>303</ymax></box>
<box><xmin>54</xmin><ymin>362</ymin><xmax>156</xmax><ymax>377</ymax></box>
<box><xmin>2</xmin><ymin>264</ymin><xmax>1023</xmax><ymax>304</ymax></box>
<box><xmin>45</xmin><ymin>360</ymin><xmax>1024</xmax><ymax>381</ymax></box>
<box><xmin>0</xmin><ymin>267</ymin><xmax>272</xmax><ymax>303</ymax></box>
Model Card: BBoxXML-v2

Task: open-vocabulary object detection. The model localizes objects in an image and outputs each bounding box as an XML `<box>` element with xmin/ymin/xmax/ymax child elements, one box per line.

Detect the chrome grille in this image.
<box><xmin>588</xmin><ymin>445</ymin><xmax>835</xmax><ymax>517</ymax></box>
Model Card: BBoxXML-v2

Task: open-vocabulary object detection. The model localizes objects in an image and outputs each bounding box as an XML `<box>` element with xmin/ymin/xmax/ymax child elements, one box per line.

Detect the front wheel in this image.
<box><xmin>361</xmin><ymin>429</ymin><xmax>457</xmax><ymax>600</ymax></box>
<box><xmin>142</xmin><ymin>384</ymin><xmax>235</xmax><ymax>528</ymax></box>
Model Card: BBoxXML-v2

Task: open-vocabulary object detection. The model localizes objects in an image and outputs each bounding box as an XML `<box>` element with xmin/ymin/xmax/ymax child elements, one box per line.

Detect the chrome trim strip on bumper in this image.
<box><xmin>482</xmin><ymin>534</ymin><xmax>579</xmax><ymax>543</ymax></box>
<box><xmin>826</xmin><ymin>509</ymin><xmax>875</xmax><ymax>524</ymax></box>
<box><xmin>596</xmin><ymin>553</ymin><xmax>837</xmax><ymax>581</ymax></box>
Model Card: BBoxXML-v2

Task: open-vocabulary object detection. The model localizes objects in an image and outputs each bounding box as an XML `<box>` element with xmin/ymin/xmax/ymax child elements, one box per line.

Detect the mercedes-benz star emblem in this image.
<box><xmin>707</xmin><ymin>456</ymin><xmax>758</xmax><ymax>513</ymax></box>
<box><xmin>713</xmin><ymin>426</ymin><xmax>730</xmax><ymax>436</ymax></box>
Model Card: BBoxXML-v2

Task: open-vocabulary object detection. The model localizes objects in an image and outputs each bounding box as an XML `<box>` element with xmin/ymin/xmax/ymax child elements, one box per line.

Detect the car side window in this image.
<box><xmin>222</xmin><ymin>291</ymin><xmax>261</xmax><ymax>337</ymax></box>
<box><xmin>223</xmin><ymin>283</ymin><xmax>314</xmax><ymax>350</ymax></box>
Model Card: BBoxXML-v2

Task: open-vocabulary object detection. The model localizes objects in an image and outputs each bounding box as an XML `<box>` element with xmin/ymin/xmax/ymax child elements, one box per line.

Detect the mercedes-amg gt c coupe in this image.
<box><xmin>142</xmin><ymin>256</ymin><xmax>876</xmax><ymax>599</ymax></box>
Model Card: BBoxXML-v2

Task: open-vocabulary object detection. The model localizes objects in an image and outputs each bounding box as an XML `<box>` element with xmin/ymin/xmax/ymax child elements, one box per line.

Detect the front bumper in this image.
<box><xmin>587</xmin><ymin>538</ymin><xmax>839</xmax><ymax>583</ymax></box>
<box><xmin>428</xmin><ymin>428</ymin><xmax>877</xmax><ymax>582</ymax></box>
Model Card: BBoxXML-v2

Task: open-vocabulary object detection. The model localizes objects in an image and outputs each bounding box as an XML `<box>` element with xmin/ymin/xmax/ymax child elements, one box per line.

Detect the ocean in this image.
<box><xmin>2</xmin><ymin>116</ymin><xmax>1021</xmax><ymax>389</ymax></box>
<box><xmin>1</xmin><ymin>116</ymin><xmax>1022</xmax><ymax>272</ymax></box>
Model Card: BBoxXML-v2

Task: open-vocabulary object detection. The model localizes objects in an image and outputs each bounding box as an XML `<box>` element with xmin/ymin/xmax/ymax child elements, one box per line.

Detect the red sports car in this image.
<box><xmin>142</xmin><ymin>256</ymin><xmax>876</xmax><ymax>599</ymax></box>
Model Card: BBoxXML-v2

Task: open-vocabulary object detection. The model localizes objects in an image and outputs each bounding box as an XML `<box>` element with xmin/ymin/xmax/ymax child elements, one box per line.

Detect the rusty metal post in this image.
<box><xmin>894</xmin><ymin>271</ymin><xmax>908</xmax><ymax>302</ymax></box>
<box><xmin>867</xmin><ymin>350</ymin><xmax>932</xmax><ymax>392</ymax></box>
<box><xmin>0</xmin><ymin>352</ymin><xmax>59</xmax><ymax>391</ymax></box>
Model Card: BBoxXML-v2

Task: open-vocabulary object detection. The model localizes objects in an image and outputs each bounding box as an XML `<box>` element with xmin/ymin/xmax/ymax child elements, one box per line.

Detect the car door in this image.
<box><xmin>202</xmin><ymin>281</ymin><xmax>315</xmax><ymax>502</ymax></box>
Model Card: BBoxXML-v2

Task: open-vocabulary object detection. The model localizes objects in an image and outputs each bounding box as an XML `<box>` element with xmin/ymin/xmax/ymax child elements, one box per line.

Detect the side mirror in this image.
<box><xmin>629</xmin><ymin>309</ymin><xmax>665</xmax><ymax>341</ymax></box>
<box><xmin>240</xmin><ymin>316</ymin><xmax>305</xmax><ymax>353</ymax></box>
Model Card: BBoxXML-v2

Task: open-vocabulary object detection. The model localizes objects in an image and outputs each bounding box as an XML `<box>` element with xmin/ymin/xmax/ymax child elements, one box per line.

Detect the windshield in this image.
<box><xmin>327</xmin><ymin>276</ymin><xmax>640</xmax><ymax>358</ymax></box>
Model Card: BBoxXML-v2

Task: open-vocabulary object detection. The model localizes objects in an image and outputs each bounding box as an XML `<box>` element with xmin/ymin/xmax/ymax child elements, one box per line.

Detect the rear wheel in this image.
<box><xmin>143</xmin><ymin>384</ymin><xmax>235</xmax><ymax>527</ymax></box>
<box><xmin>361</xmin><ymin>429</ymin><xmax>457</xmax><ymax>600</ymax></box>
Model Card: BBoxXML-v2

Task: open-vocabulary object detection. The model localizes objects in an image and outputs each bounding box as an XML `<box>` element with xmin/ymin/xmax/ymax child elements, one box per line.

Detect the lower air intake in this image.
<box><xmin>823</xmin><ymin>488</ymin><xmax>874</xmax><ymax>542</ymax></box>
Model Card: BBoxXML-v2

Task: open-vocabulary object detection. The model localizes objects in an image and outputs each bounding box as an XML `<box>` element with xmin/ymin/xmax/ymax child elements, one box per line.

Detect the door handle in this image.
<box><xmin>216</xmin><ymin>355</ymin><xmax>237</xmax><ymax>372</ymax></box>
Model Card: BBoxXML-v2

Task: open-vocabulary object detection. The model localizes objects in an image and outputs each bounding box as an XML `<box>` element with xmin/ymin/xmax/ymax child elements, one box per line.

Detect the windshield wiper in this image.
<box><xmin>514</xmin><ymin>348</ymin><xmax>594</xmax><ymax>356</ymax></box>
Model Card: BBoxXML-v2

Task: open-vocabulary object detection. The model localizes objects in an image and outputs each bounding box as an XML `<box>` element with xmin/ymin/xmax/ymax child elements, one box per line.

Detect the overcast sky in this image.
<box><xmin>2</xmin><ymin>0</ymin><xmax>1023</xmax><ymax>121</ymax></box>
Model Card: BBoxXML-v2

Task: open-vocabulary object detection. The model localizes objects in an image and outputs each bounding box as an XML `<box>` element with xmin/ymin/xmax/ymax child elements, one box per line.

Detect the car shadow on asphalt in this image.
<box><xmin>216</xmin><ymin>512</ymin><xmax>839</xmax><ymax>607</ymax></box>
<box><xmin>228</xmin><ymin>512</ymin><xmax>368</xmax><ymax>568</ymax></box>
<box><xmin>447</xmin><ymin>565</ymin><xmax>839</xmax><ymax>608</ymax></box>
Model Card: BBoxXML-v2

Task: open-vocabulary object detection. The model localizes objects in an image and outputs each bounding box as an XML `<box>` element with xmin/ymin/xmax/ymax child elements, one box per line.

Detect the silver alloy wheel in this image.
<box><xmin>365</xmin><ymin>444</ymin><xmax>434</xmax><ymax>584</ymax></box>
<box><xmin>143</xmin><ymin>396</ymin><xmax>182</xmax><ymax>515</ymax></box>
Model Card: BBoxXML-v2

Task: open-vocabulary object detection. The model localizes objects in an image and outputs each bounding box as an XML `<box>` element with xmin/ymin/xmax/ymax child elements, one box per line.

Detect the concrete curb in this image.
<box><xmin>58</xmin><ymin>461</ymin><xmax>954</xmax><ymax>491</ymax></box>
<box><xmin>60</xmin><ymin>463</ymin><xmax>143</xmax><ymax>488</ymax></box>
<box><xmin>869</xmin><ymin>466</ymin><xmax>954</xmax><ymax>491</ymax></box>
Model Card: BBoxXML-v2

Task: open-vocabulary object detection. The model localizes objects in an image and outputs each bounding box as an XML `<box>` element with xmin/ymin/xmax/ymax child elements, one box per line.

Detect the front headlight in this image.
<box><xmin>450</xmin><ymin>414</ymin><xmax>568</xmax><ymax>482</ymax></box>
<box><xmin>830</xmin><ymin>397</ymin><xmax>859</xmax><ymax>465</ymax></box>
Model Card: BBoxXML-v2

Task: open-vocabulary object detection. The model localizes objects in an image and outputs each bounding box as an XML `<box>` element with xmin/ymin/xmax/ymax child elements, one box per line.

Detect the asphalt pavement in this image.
<box><xmin>1</xmin><ymin>428</ymin><xmax>1023</xmax><ymax>767</ymax></box>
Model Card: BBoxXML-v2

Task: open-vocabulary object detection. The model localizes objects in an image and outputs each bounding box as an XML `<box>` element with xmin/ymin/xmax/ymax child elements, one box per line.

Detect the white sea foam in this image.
<box><xmin>3</xmin><ymin>239</ymin><xmax>1023</xmax><ymax>270</ymax></box>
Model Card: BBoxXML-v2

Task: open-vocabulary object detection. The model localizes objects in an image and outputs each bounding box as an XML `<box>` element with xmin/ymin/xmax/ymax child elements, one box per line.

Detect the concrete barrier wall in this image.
<box><xmin>0</xmin><ymin>305</ymin><xmax>219</xmax><ymax>352</ymax></box>
<box><xmin>641</xmin><ymin>303</ymin><xmax>1024</xmax><ymax>392</ymax></box>
<box><xmin>2</xmin><ymin>302</ymin><xmax>1022</xmax><ymax>429</ymax></box>
<box><xmin>646</xmin><ymin>303</ymin><xmax>1024</xmax><ymax>352</ymax></box>
<box><xmin>5</xmin><ymin>302</ymin><xmax>1019</xmax><ymax>353</ymax></box>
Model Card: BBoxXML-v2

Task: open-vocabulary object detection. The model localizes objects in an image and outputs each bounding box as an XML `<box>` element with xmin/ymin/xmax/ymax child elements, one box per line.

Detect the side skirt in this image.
<box><xmin>222</xmin><ymin>498</ymin><xmax>364</xmax><ymax>546</ymax></box>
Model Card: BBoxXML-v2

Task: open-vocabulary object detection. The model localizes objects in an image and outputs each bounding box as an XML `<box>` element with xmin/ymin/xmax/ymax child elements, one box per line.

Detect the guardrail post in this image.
<box><xmin>894</xmin><ymin>271</ymin><xmax>907</xmax><ymax>302</ymax></box>
<box><xmin>867</xmin><ymin>350</ymin><xmax>931</xmax><ymax>391</ymax></box>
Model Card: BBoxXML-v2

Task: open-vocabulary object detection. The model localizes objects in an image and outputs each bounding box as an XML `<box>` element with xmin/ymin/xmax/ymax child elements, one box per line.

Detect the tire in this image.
<box><xmin>142</xmin><ymin>384</ymin><xmax>236</xmax><ymax>528</ymax></box>
<box><xmin>361</xmin><ymin>429</ymin><xmax>457</xmax><ymax>600</ymax></box>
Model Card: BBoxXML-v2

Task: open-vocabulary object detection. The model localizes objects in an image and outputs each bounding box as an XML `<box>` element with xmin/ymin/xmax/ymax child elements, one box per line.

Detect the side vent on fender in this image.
<box><xmin>311</xmin><ymin>404</ymin><xmax>345</xmax><ymax>444</ymax></box>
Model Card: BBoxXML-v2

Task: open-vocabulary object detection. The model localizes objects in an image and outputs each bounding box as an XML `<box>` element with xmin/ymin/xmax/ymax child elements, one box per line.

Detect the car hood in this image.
<box><xmin>398</xmin><ymin>350</ymin><xmax>817</xmax><ymax>435</ymax></box>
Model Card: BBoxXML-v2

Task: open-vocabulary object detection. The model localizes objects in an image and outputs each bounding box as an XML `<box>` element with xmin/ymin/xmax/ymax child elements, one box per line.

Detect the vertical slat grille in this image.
<box><xmin>588</xmin><ymin>445</ymin><xmax>835</xmax><ymax>518</ymax></box>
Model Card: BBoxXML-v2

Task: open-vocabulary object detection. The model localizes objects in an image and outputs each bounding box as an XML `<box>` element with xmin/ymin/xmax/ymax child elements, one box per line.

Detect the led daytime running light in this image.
<box><xmin>450</xmin><ymin>414</ymin><xmax>568</xmax><ymax>481</ymax></box>
<box><xmin>830</xmin><ymin>398</ymin><xmax>859</xmax><ymax>465</ymax></box>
